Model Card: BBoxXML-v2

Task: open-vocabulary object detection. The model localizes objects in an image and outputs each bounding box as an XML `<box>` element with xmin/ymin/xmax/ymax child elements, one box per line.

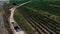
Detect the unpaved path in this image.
<box><xmin>9</xmin><ymin>1</ymin><xmax>31</xmax><ymax>34</ymax></box>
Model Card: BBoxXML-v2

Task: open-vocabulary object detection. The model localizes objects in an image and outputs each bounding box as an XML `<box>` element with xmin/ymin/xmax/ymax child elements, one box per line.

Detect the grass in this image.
<box><xmin>17</xmin><ymin>6</ymin><xmax>60</xmax><ymax>23</ymax></box>
<box><xmin>3</xmin><ymin>1</ymin><xmax>60</xmax><ymax>34</ymax></box>
<box><xmin>9</xmin><ymin>0</ymin><xmax>30</xmax><ymax>5</ymax></box>
<box><xmin>3</xmin><ymin>2</ymin><xmax>36</xmax><ymax>34</ymax></box>
<box><xmin>26</xmin><ymin>6</ymin><xmax>60</xmax><ymax>23</ymax></box>
<box><xmin>14</xmin><ymin>10</ymin><xmax>35</xmax><ymax>34</ymax></box>
<box><xmin>49</xmin><ymin>4</ymin><xmax>60</xmax><ymax>8</ymax></box>
<box><xmin>24</xmin><ymin>1</ymin><xmax>60</xmax><ymax>16</ymax></box>
<box><xmin>3</xmin><ymin>3</ymin><xmax>15</xmax><ymax>34</ymax></box>
<box><xmin>3</xmin><ymin>3</ymin><xmax>35</xmax><ymax>34</ymax></box>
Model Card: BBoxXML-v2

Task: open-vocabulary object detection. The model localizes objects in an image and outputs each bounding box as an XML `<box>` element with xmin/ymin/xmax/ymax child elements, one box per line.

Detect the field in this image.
<box><xmin>14</xmin><ymin>10</ymin><xmax>35</xmax><ymax>34</ymax></box>
<box><xmin>3</xmin><ymin>3</ymin><xmax>36</xmax><ymax>34</ymax></box>
<box><xmin>14</xmin><ymin>1</ymin><xmax>60</xmax><ymax>34</ymax></box>
<box><xmin>15</xmin><ymin>5</ymin><xmax>60</xmax><ymax>34</ymax></box>
<box><xmin>19</xmin><ymin>1</ymin><xmax>60</xmax><ymax>23</ymax></box>
<box><xmin>23</xmin><ymin>1</ymin><xmax>60</xmax><ymax>15</ymax></box>
<box><xmin>3</xmin><ymin>0</ymin><xmax>60</xmax><ymax>34</ymax></box>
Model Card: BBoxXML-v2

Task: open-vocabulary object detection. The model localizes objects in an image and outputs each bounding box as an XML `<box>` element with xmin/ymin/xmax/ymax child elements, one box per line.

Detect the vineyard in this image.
<box><xmin>14</xmin><ymin>1</ymin><xmax>60</xmax><ymax>34</ymax></box>
<box><xmin>3</xmin><ymin>0</ymin><xmax>60</xmax><ymax>34</ymax></box>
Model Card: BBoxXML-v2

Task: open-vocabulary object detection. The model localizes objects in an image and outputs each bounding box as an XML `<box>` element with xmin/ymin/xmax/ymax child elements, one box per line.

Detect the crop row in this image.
<box><xmin>17</xmin><ymin>6</ymin><xmax>60</xmax><ymax>34</ymax></box>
